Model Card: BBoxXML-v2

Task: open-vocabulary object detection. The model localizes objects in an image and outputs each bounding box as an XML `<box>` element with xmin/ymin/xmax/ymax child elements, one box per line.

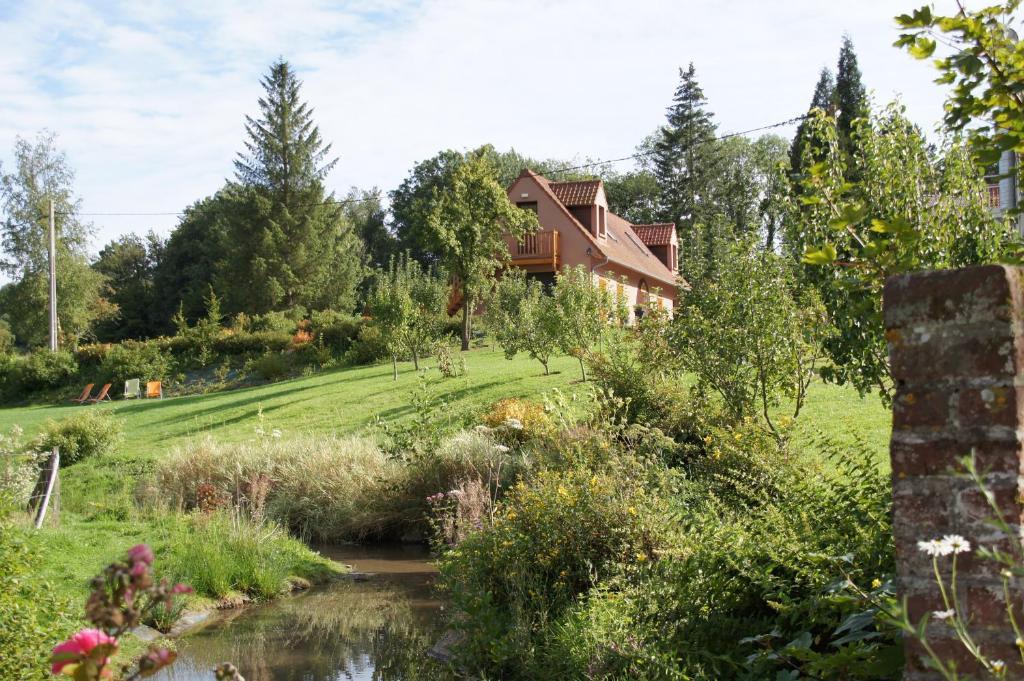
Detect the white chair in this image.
<box><xmin>124</xmin><ymin>378</ymin><xmax>141</xmax><ymax>399</ymax></box>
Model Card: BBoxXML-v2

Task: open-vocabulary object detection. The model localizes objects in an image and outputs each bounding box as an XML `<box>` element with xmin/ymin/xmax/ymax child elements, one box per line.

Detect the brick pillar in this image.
<box><xmin>885</xmin><ymin>264</ymin><xmax>1024</xmax><ymax>679</ymax></box>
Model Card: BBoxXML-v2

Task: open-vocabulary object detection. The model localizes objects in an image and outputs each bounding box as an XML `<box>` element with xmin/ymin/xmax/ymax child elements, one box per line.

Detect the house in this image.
<box><xmin>504</xmin><ymin>169</ymin><xmax>680</xmax><ymax>319</ymax></box>
<box><xmin>986</xmin><ymin>150</ymin><xmax>1024</xmax><ymax>235</ymax></box>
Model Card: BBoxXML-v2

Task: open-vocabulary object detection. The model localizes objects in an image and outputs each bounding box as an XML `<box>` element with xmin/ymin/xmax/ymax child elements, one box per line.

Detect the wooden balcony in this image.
<box><xmin>510</xmin><ymin>230</ymin><xmax>559</xmax><ymax>269</ymax></box>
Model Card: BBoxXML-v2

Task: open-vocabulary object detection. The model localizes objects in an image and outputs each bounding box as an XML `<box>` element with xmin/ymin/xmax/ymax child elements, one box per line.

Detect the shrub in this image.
<box><xmin>0</xmin><ymin>427</ymin><xmax>43</xmax><ymax>508</ymax></box>
<box><xmin>482</xmin><ymin>398</ymin><xmax>552</xmax><ymax>442</ymax></box>
<box><xmin>438</xmin><ymin>468</ymin><xmax>669</xmax><ymax>672</ymax></box>
<box><xmin>99</xmin><ymin>340</ymin><xmax>170</xmax><ymax>387</ymax></box>
<box><xmin>212</xmin><ymin>330</ymin><xmax>291</xmax><ymax>358</ymax></box>
<box><xmin>343</xmin><ymin>322</ymin><xmax>389</xmax><ymax>366</ymax></box>
<box><xmin>249</xmin><ymin>352</ymin><xmax>291</xmax><ymax>381</ymax></box>
<box><xmin>0</xmin><ymin>320</ymin><xmax>13</xmax><ymax>355</ymax></box>
<box><xmin>36</xmin><ymin>411</ymin><xmax>124</xmax><ymax>466</ymax></box>
<box><xmin>73</xmin><ymin>343</ymin><xmax>112</xmax><ymax>371</ymax></box>
<box><xmin>310</xmin><ymin>311</ymin><xmax>362</xmax><ymax>356</ymax></box>
<box><xmin>541</xmin><ymin>443</ymin><xmax>895</xmax><ymax>679</ymax></box>
<box><xmin>8</xmin><ymin>350</ymin><xmax>79</xmax><ymax>395</ymax></box>
<box><xmin>434</xmin><ymin>340</ymin><xmax>466</xmax><ymax>378</ymax></box>
<box><xmin>0</xmin><ymin>505</ymin><xmax>75</xmax><ymax>681</ymax></box>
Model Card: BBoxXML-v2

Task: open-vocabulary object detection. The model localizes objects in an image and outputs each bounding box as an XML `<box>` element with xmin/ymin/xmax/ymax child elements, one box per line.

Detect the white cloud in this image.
<box><xmin>0</xmin><ymin>0</ymin><xmax>959</xmax><ymax>258</ymax></box>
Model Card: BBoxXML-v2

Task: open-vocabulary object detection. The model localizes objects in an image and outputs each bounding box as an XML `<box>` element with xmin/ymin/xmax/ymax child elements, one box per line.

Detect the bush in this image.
<box><xmin>535</xmin><ymin>443</ymin><xmax>894</xmax><ymax>679</ymax></box>
<box><xmin>73</xmin><ymin>343</ymin><xmax>112</xmax><ymax>371</ymax></box>
<box><xmin>313</xmin><ymin>313</ymin><xmax>362</xmax><ymax>356</ymax></box>
<box><xmin>0</xmin><ymin>427</ymin><xmax>43</xmax><ymax>508</ymax></box>
<box><xmin>0</xmin><ymin>321</ymin><xmax>13</xmax><ymax>355</ymax></box>
<box><xmin>0</xmin><ymin>509</ymin><xmax>75</xmax><ymax>681</ymax></box>
<box><xmin>249</xmin><ymin>352</ymin><xmax>291</xmax><ymax>381</ymax></box>
<box><xmin>100</xmin><ymin>340</ymin><xmax>170</xmax><ymax>387</ymax></box>
<box><xmin>439</xmin><ymin>468</ymin><xmax>669</xmax><ymax>672</ymax></box>
<box><xmin>37</xmin><ymin>411</ymin><xmax>124</xmax><ymax>466</ymax></box>
<box><xmin>212</xmin><ymin>330</ymin><xmax>291</xmax><ymax>358</ymax></box>
<box><xmin>8</xmin><ymin>350</ymin><xmax>79</xmax><ymax>395</ymax></box>
<box><xmin>482</xmin><ymin>398</ymin><xmax>552</xmax><ymax>442</ymax></box>
<box><xmin>343</xmin><ymin>322</ymin><xmax>389</xmax><ymax>366</ymax></box>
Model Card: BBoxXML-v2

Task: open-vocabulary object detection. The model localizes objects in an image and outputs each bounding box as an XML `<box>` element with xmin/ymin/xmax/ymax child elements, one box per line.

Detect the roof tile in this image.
<box><xmin>632</xmin><ymin>223</ymin><xmax>676</xmax><ymax>246</ymax></box>
<box><xmin>549</xmin><ymin>180</ymin><xmax>601</xmax><ymax>206</ymax></box>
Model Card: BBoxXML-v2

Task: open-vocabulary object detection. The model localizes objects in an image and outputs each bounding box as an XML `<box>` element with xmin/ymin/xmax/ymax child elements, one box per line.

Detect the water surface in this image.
<box><xmin>154</xmin><ymin>544</ymin><xmax>451</xmax><ymax>681</ymax></box>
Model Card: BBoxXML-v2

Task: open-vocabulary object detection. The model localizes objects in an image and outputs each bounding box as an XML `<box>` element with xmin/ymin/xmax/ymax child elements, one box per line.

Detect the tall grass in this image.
<box><xmin>163</xmin><ymin>511</ymin><xmax>322</xmax><ymax>600</ymax></box>
<box><xmin>147</xmin><ymin>429</ymin><xmax>526</xmax><ymax>542</ymax></box>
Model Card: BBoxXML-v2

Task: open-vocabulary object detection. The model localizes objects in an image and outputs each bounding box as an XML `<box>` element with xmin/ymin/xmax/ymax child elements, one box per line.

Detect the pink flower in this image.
<box><xmin>130</xmin><ymin>561</ymin><xmax>148</xmax><ymax>577</ymax></box>
<box><xmin>127</xmin><ymin>544</ymin><xmax>154</xmax><ymax>566</ymax></box>
<box><xmin>51</xmin><ymin>629</ymin><xmax>118</xmax><ymax>674</ymax></box>
<box><xmin>171</xmin><ymin>583</ymin><xmax>193</xmax><ymax>595</ymax></box>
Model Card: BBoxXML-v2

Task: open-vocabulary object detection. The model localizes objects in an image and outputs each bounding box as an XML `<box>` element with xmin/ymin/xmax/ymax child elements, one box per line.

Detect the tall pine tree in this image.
<box><xmin>789</xmin><ymin>67</ymin><xmax>835</xmax><ymax>173</ymax></box>
<box><xmin>226</xmin><ymin>59</ymin><xmax>365</xmax><ymax>314</ymax></box>
<box><xmin>653</xmin><ymin>63</ymin><xmax>723</xmax><ymax>281</ymax></box>
<box><xmin>834</xmin><ymin>35</ymin><xmax>868</xmax><ymax>158</ymax></box>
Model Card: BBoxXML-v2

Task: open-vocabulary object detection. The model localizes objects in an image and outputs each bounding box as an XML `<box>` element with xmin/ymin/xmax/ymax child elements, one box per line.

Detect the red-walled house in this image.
<box><xmin>504</xmin><ymin>169</ymin><xmax>681</xmax><ymax>317</ymax></box>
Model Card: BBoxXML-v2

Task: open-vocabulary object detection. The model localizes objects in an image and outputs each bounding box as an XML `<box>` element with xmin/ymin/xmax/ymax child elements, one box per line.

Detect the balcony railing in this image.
<box><xmin>511</xmin><ymin>230</ymin><xmax>559</xmax><ymax>267</ymax></box>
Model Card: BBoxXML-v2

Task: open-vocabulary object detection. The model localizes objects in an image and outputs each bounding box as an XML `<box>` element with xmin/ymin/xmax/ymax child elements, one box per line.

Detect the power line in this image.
<box><xmin>544</xmin><ymin>113</ymin><xmax>809</xmax><ymax>177</ymax></box>
<box><xmin>58</xmin><ymin>113</ymin><xmax>809</xmax><ymax>215</ymax></box>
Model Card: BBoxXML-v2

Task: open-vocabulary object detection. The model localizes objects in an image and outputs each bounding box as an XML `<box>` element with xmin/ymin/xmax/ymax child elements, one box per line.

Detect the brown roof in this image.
<box><xmin>516</xmin><ymin>169</ymin><xmax>679</xmax><ymax>289</ymax></box>
<box><xmin>632</xmin><ymin>223</ymin><xmax>676</xmax><ymax>247</ymax></box>
<box><xmin>549</xmin><ymin>180</ymin><xmax>601</xmax><ymax>206</ymax></box>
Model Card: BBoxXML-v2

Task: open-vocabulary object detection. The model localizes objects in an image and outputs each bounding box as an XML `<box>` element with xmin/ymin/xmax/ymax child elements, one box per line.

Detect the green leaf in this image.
<box><xmin>803</xmin><ymin>244</ymin><xmax>837</xmax><ymax>265</ymax></box>
<box><xmin>909</xmin><ymin>37</ymin><xmax>937</xmax><ymax>59</ymax></box>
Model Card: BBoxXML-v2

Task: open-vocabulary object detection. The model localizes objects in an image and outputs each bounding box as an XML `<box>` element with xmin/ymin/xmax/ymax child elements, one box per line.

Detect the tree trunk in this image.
<box><xmin>412</xmin><ymin>348</ymin><xmax>419</xmax><ymax>370</ymax></box>
<box><xmin>578</xmin><ymin>357</ymin><xmax>587</xmax><ymax>382</ymax></box>
<box><xmin>541</xmin><ymin>360</ymin><xmax>549</xmax><ymax>376</ymax></box>
<box><xmin>392</xmin><ymin>355</ymin><xmax>398</xmax><ymax>381</ymax></box>
<box><xmin>461</xmin><ymin>297</ymin><xmax>471</xmax><ymax>351</ymax></box>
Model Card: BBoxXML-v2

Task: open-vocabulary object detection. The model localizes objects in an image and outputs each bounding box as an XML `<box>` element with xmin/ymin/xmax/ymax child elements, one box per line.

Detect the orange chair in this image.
<box><xmin>89</xmin><ymin>384</ymin><xmax>112</xmax><ymax>403</ymax></box>
<box><xmin>146</xmin><ymin>381</ymin><xmax>163</xmax><ymax>399</ymax></box>
<box><xmin>71</xmin><ymin>384</ymin><xmax>95</xmax><ymax>404</ymax></box>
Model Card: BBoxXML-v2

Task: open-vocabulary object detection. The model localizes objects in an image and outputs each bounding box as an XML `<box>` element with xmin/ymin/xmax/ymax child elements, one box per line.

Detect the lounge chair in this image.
<box><xmin>90</xmin><ymin>384</ymin><xmax>112</xmax><ymax>403</ymax></box>
<box><xmin>71</xmin><ymin>384</ymin><xmax>94</xmax><ymax>404</ymax></box>
<box><xmin>124</xmin><ymin>378</ymin><xmax>141</xmax><ymax>399</ymax></box>
<box><xmin>146</xmin><ymin>381</ymin><xmax>163</xmax><ymax>399</ymax></box>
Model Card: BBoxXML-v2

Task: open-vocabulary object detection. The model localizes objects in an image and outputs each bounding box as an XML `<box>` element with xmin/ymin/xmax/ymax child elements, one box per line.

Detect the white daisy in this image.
<box><xmin>941</xmin><ymin>535</ymin><xmax>971</xmax><ymax>554</ymax></box>
<box><xmin>918</xmin><ymin>539</ymin><xmax>949</xmax><ymax>556</ymax></box>
<box><xmin>932</xmin><ymin>609</ymin><xmax>955</xmax><ymax>621</ymax></box>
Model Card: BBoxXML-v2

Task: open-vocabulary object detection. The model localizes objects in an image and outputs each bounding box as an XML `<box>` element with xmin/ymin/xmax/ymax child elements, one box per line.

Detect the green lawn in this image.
<box><xmin>3</xmin><ymin>348</ymin><xmax>892</xmax><ymax>609</ymax></box>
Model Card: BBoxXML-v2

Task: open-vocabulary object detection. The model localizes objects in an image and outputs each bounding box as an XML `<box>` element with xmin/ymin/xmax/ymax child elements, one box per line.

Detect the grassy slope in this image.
<box><xmin>2</xmin><ymin>348</ymin><xmax>891</xmax><ymax>609</ymax></box>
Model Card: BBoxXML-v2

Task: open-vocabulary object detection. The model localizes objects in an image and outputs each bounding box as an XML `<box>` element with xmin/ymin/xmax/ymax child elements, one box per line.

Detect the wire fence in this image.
<box><xmin>1</xmin><ymin>447</ymin><xmax>60</xmax><ymax>527</ymax></box>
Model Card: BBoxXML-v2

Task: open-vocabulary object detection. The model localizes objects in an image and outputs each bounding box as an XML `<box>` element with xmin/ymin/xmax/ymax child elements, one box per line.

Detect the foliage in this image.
<box><xmin>895</xmin><ymin>1</ymin><xmax>1024</xmax><ymax>171</ymax></box>
<box><xmin>49</xmin><ymin>543</ymin><xmax>192</xmax><ymax>681</ymax></box>
<box><xmin>0</xmin><ymin>505</ymin><xmax>75</xmax><ymax>681</ymax></box>
<box><xmin>99</xmin><ymin>340</ymin><xmax>170</xmax><ymax>387</ymax></box>
<box><xmin>433</xmin><ymin>339</ymin><xmax>466</xmax><ymax>378</ymax></box>
<box><xmin>438</xmin><ymin>468</ymin><xmax>670</xmax><ymax>674</ymax></box>
<box><xmin>602</xmin><ymin>168</ymin><xmax>660</xmax><ymax>225</ymax></box>
<box><xmin>671</xmin><ymin>240</ymin><xmax>828</xmax><ymax>434</ymax></box>
<box><xmin>481</xmin><ymin>397</ymin><xmax>553</xmax><ymax>442</ymax></box>
<box><xmin>0</xmin><ymin>426</ymin><xmax>43</xmax><ymax>507</ymax></box>
<box><xmin>92</xmin><ymin>232</ymin><xmax>164</xmax><ymax>342</ymax></box>
<box><xmin>366</xmin><ymin>254</ymin><xmax>447</xmax><ymax>375</ymax></box>
<box><xmin>343</xmin><ymin>322</ymin><xmax>390</xmax><ymax>366</ymax></box>
<box><xmin>164</xmin><ymin>512</ymin><xmax>303</xmax><ymax>600</ymax></box>
<box><xmin>0</xmin><ymin>318</ymin><xmax>14</xmax><ymax>354</ymax></box>
<box><xmin>248</xmin><ymin>351</ymin><xmax>291</xmax><ymax>381</ymax></box>
<box><xmin>791</xmin><ymin>67</ymin><xmax>836</xmax><ymax>179</ymax></box>
<box><xmin>7</xmin><ymin>349</ymin><xmax>79</xmax><ymax>395</ymax></box>
<box><xmin>791</xmin><ymin>104</ymin><xmax>1017</xmax><ymax>401</ymax></box>
<box><xmin>484</xmin><ymin>268</ymin><xmax>560</xmax><ymax>375</ymax></box>
<box><xmin>552</xmin><ymin>265</ymin><xmax>612</xmax><ymax>382</ymax></box>
<box><xmin>0</xmin><ymin>131</ymin><xmax>113</xmax><ymax>347</ymax></box>
<box><xmin>835</xmin><ymin>35</ymin><xmax>869</xmax><ymax>163</ymax></box>
<box><xmin>37</xmin><ymin>410</ymin><xmax>124</xmax><ymax>466</ymax></box>
<box><xmin>426</xmin><ymin>151</ymin><xmax>539</xmax><ymax>349</ymax></box>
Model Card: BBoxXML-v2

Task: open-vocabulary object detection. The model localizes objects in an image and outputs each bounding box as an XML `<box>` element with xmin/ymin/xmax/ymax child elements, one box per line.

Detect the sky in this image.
<box><xmin>0</xmin><ymin>0</ymin><xmax>961</xmax><ymax>256</ymax></box>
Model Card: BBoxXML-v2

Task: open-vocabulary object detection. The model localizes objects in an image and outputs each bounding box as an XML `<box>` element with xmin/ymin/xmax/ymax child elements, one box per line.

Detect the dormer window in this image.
<box><xmin>598</xmin><ymin>206</ymin><xmax>606</xmax><ymax>238</ymax></box>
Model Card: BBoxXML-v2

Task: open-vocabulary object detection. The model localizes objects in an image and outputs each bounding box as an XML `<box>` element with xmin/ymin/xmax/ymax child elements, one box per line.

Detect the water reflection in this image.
<box><xmin>154</xmin><ymin>545</ymin><xmax>453</xmax><ymax>681</ymax></box>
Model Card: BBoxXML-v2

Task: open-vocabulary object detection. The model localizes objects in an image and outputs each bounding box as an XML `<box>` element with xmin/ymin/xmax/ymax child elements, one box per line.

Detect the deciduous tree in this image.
<box><xmin>485</xmin><ymin>268</ymin><xmax>560</xmax><ymax>375</ymax></box>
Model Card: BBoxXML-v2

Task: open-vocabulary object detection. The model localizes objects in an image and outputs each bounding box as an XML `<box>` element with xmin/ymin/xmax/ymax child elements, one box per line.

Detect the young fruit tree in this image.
<box><xmin>552</xmin><ymin>265</ymin><xmax>612</xmax><ymax>382</ymax></box>
<box><xmin>426</xmin><ymin>153</ymin><xmax>538</xmax><ymax>350</ymax></box>
<box><xmin>485</xmin><ymin>268</ymin><xmax>560</xmax><ymax>375</ymax></box>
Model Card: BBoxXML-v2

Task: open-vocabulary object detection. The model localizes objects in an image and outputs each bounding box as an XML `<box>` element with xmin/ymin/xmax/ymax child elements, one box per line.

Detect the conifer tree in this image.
<box><xmin>653</xmin><ymin>64</ymin><xmax>725</xmax><ymax>281</ymax></box>
<box><xmin>834</xmin><ymin>35</ymin><xmax>868</xmax><ymax>158</ymax></box>
<box><xmin>226</xmin><ymin>59</ymin><xmax>365</xmax><ymax>314</ymax></box>
<box><xmin>789</xmin><ymin>67</ymin><xmax>835</xmax><ymax>173</ymax></box>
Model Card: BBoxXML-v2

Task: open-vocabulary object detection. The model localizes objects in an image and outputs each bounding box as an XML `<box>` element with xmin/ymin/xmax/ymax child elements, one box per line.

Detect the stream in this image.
<box><xmin>152</xmin><ymin>544</ymin><xmax>451</xmax><ymax>681</ymax></box>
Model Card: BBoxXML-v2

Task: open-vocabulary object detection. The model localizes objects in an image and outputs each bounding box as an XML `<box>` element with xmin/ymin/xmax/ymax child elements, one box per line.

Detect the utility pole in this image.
<box><xmin>48</xmin><ymin>198</ymin><xmax>57</xmax><ymax>351</ymax></box>
<box><xmin>37</xmin><ymin>198</ymin><xmax>61</xmax><ymax>529</ymax></box>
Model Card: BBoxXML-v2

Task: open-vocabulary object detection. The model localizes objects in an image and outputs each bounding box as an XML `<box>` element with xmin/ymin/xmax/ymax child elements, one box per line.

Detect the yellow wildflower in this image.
<box><xmin>871</xmin><ymin>578</ymin><xmax>882</xmax><ymax>589</ymax></box>
<box><xmin>636</xmin><ymin>552</ymin><xmax>648</xmax><ymax>562</ymax></box>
